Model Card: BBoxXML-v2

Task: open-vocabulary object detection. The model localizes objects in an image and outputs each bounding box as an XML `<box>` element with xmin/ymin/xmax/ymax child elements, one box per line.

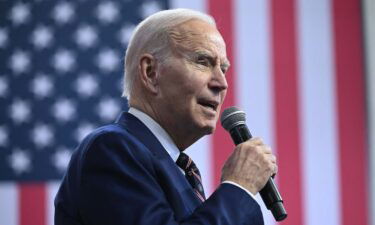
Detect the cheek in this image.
<box><xmin>180</xmin><ymin>76</ymin><xmax>206</xmax><ymax>97</ymax></box>
<box><xmin>160</xmin><ymin>64</ymin><xmax>209</xmax><ymax>103</ymax></box>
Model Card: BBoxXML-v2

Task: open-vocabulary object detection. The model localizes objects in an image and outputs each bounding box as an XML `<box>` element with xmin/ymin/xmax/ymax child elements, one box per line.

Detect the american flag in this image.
<box><xmin>0</xmin><ymin>0</ymin><xmax>373</xmax><ymax>225</ymax></box>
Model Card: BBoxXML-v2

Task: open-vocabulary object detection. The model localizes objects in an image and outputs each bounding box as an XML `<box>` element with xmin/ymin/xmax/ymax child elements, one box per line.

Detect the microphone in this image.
<box><xmin>220</xmin><ymin>106</ymin><xmax>287</xmax><ymax>221</ymax></box>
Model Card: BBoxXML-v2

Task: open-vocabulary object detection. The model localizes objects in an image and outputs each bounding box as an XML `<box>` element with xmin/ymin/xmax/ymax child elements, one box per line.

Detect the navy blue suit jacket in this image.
<box><xmin>54</xmin><ymin>112</ymin><xmax>264</xmax><ymax>225</ymax></box>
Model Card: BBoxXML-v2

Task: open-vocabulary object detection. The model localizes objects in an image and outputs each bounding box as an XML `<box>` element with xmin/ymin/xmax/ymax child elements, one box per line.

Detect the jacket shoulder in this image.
<box><xmin>78</xmin><ymin>123</ymin><xmax>152</xmax><ymax>159</ymax></box>
<box><xmin>72</xmin><ymin>124</ymin><xmax>154</xmax><ymax>174</ymax></box>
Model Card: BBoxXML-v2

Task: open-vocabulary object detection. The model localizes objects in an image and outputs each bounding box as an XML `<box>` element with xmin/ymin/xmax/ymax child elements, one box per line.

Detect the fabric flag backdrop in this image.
<box><xmin>364</xmin><ymin>0</ymin><xmax>375</xmax><ymax>224</ymax></box>
<box><xmin>0</xmin><ymin>0</ymin><xmax>373</xmax><ymax>225</ymax></box>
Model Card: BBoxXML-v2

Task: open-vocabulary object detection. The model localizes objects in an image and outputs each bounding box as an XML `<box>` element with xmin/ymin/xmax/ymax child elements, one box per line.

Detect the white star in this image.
<box><xmin>118</xmin><ymin>24</ymin><xmax>135</xmax><ymax>46</ymax></box>
<box><xmin>31</xmin><ymin>123</ymin><xmax>54</xmax><ymax>148</ymax></box>
<box><xmin>0</xmin><ymin>28</ymin><xmax>9</xmax><ymax>48</ymax></box>
<box><xmin>52</xmin><ymin>49</ymin><xmax>76</xmax><ymax>73</ymax></box>
<box><xmin>75</xmin><ymin>24</ymin><xmax>98</xmax><ymax>48</ymax></box>
<box><xmin>30</xmin><ymin>74</ymin><xmax>54</xmax><ymax>98</ymax></box>
<box><xmin>8</xmin><ymin>149</ymin><xmax>32</xmax><ymax>175</ymax></box>
<box><xmin>0</xmin><ymin>126</ymin><xmax>9</xmax><ymax>146</ymax></box>
<box><xmin>0</xmin><ymin>76</ymin><xmax>9</xmax><ymax>97</ymax></box>
<box><xmin>52</xmin><ymin>147</ymin><xmax>72</xmax><ymax>173</ymax></box>
<box><xmin>96</xmin><ymin>1</ymin><xmax>119</xmax><ymax>24</ymax></box>
<box><xmin>75</xmin><ymin>73</ymin><xmax>98</xmax><ymax>98</ymax></box>
<box><xmin>9</xmin><ymin>50</ymin><xmax>30</xmax><ymax>74</ymax></box>
<box><xmin>53</xmin><ymin>2</ymin><xmax>74</xmax><ymax>24</ymax></box>
<box><xmin>9</xmin><ymin>99</ymin><xmax>31</xmax><ymax>124</ymax></box>
<box><xmin>9</xmin><ymin>3</ymin><xmax>31</xmax><ymax>25</ymax></box>
<box><xmin>140</xmin><ymin>1</ymin><xmax>162</xmax><ymax>18</ymax></box>
<box><xmin>97</xmin><ymin>97</ymin><xmax>121</xmax><ymax>122</ymax></box>
<box><xmin>96</xmin><ymin>48</ymin><xmax>119</xmax><ymax>72</ymax></box>
<box><xmin>52</xmin><ymin>98</ymin><xmax>76</xmax><ymax>122</ymax></box>
<box><xmin>75</xmin><ymin>122</ymin><xmax>95</xmax><ymax>142</ymax></box>
<box><xmin>31</xmin><ymin>25</ymin><xmax>53</xmax><ymax>49</ymax></box>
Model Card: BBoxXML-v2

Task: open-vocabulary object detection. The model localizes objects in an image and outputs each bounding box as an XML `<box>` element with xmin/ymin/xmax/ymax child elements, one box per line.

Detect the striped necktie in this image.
<box><xmin>176</xmin><ymin>152</ymin><xmax>206</xmax><ymax>202</ymax></box>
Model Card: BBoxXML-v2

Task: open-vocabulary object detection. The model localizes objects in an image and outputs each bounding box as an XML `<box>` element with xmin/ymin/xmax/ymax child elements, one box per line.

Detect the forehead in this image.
<box><xmin>169</xmin><ymin>19</ymin><xmax>228</xmax><ymax>60</ymax></box>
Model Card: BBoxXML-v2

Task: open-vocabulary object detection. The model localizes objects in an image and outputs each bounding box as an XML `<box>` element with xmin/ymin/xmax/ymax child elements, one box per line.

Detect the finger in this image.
<box><xmin>249</xmin><ymin>137</ymin><xmax>264</xmax><ymax>145</ymax></box>
<box><xmin>269</xmin><ymin>164</ymin><xmax>278</xmax><ymax>175</ymax></box>
<box><xmin>274</xmin><ymin>164</ymin><xmax>278</xmax><ymax>175</ymax></box>
<box><xmin>268</xmin><ymin>154</ymin><xmax>277</xmax><ymax>163</ymax></box>
<box><xmin>262</xmin><ymin>145</ymin><xmax>272</xmax><ymax>154</ymax></box>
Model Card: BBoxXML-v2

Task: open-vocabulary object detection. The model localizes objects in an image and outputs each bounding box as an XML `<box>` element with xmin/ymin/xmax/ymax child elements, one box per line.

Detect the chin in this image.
<box><xmin>201</xmin><ymin>122</ymin><xmax>216</xmax><ymax>135</ymax></box>
<box><xmin>193</xmin><ymin>115</ymin><xmax>218</xmax><ymax>135</ymax></box>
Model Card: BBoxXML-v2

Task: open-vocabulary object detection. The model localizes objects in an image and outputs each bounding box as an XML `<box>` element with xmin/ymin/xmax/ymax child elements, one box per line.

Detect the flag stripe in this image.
<box><xmin>297</xmin><ymin>0</ymin><xmax>341</xmax><ymax>224</ymax></box>
<box><xmin>20</xmin><ymin>183</ymin><xmax>46</xmax><ymax>225</ymax></box>
<box><xmin>331</xmin><ymin>0</ymin><xmax>369</xmax><ymax>224</ymax></box>
<box><xmin>47</xmin><ymin>182</ymin><xmax>60</xmax><ymax>225</ymax></box>
<box><xmin>208</xmin><ymin>0</ymin><xmax>237</xmax><ymax>187</ymax></box>
<box><xmin>270</xmin><ymin>0</ymin><xmax>304</xmax><ymax>225</ymax></box>
<box><xmin>0</xmin><ymin>183</ymin><xmax>18</xmax><ymax>225</ymax></box>
<box><xmin>169</xmin><ymin>0</ymin><xmax>207</xmax><ymax>12</ymax></box>
<box><xmin>233</xmin><ymin>0</ymin><xmax>275</xmax><ymax>224</ymax></box>
<box><xmin>363</xmin><ymin>1</ymin><xmax>375</xmax><ymax>224</ymax></box>
<box><xmin>234</xmin><ymin>0</ymin><xmax>274</xmax><ymax>150</ymax></box>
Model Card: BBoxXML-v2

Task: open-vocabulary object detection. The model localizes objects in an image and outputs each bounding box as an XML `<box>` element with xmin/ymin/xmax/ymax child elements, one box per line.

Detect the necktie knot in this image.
<box><xmin>176</xmin><ymin>152</ymin><xmax>206</xmax><ymax>202</ymax></box>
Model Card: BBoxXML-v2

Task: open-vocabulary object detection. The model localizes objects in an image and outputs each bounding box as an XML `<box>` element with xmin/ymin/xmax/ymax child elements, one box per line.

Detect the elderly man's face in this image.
<box><xmin>156</xmin><ymin>19</ymin><xmax>229</xmax><ymax>137</ymax></box>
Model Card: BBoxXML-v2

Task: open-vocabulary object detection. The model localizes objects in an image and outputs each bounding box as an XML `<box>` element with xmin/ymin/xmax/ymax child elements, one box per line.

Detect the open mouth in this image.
<box><xmin>198</xmin><ymin>99</ymin><xmax>219</xmax><ymax>111</ymax></box>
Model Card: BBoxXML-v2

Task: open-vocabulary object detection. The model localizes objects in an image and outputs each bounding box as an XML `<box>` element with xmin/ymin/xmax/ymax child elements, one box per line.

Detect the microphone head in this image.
<box><xmin>220</xmin><ymin>107</ymin><xmax>246</xmax><ymax>131</ymax></box>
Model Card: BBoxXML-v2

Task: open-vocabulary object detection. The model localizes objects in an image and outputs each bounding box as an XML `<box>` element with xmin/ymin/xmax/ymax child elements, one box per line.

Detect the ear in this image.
<box><xmin>138</xmin><ymin>53</ymin><xmax>159</xmax><ymax>95</ymax></box>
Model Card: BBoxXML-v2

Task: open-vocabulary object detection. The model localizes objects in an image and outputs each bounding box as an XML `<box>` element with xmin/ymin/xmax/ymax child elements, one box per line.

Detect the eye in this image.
<box><xmin>196</xmin><ymin>56</ymin><xmax>210</xmax><ymax>66</ymax></box>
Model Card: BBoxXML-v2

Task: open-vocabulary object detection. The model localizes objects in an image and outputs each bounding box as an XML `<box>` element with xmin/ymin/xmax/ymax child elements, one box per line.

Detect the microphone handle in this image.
<box><xmin>229</xmin><ymin>124</ymin><xmax>287</xmax><ymax>221</ymax></box>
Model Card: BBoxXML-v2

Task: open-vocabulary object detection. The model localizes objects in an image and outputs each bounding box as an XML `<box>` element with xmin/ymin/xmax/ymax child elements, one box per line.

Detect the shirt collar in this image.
<box><xmin>128</xmin><ymin>107</ymin><xmax>180</xmax><ymax>162</ymax></box>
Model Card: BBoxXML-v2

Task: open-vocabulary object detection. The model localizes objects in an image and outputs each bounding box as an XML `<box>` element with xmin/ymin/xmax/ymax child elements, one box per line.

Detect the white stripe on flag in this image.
<box><xmin>169</xmin><ymin>0</ymin><xmax>207</xmax><ymax>12</ymax></box>
<box><xmin>363</xmin><ymin>0</ymin><xmax>375</xmax><ymax>224</ymax></box>
<box><xmin>0</xmin><ymin>183</ymin><xmax>18</xmax><ymax>225</ymax></box>
<box><xmin>233</xmin><ymin>0</ymin><xmax>275</xmax><ymax>224</ymax></box>
<box><xmin>297</xmin><ymin>0</ymin><xmax>341</xmax><ymax>224</ymax></box>
<box><xmin>47</xmin><ymin>182</ymin><xmax>60</xmax><ymax>225</ymax></box>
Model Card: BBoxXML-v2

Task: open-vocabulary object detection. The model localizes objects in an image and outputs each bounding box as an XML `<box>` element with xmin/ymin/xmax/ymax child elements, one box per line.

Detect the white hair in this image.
<box><xmin>122</xmin><ymin>8</ymin><xmax>216</xmax><ymax>99</ymax></box>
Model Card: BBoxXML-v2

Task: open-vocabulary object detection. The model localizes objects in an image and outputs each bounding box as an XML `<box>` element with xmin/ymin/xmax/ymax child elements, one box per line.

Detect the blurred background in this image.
<box><xmin>0</xmin><ymin>0</ymin><xmax>374</xmax><ymax>225</ymax></box>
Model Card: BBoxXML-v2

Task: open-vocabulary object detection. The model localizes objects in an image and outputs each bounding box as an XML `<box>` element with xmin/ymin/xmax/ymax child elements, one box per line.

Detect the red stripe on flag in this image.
<box><xmin>332</xmin><ymin>0</ymin><xmax>369</xmax><ymax>224</ymax></box>
<box><xmin>208</xmin><ymin>0</ymin><xmax>237</xmax><ymax>187</ymax></box>
<box><xmin>19</xmin><ymin>183</ymin><xmax>46</xmax><ymax>225</ymax></box>
<box><xmin>270</xmin><ymin>0</ymin><xmax>304</xmax><ymax>224</ymax></box>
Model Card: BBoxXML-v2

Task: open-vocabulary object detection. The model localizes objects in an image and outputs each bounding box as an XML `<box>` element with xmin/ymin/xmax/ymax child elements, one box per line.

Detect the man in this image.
<box><xmin>55</xmin><ymin>8</ymin><xmax>277</xmax><ymax>225</ymax></box>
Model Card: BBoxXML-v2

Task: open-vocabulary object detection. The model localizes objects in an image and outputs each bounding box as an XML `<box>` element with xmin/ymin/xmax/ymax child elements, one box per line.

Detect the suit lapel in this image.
<box><xmin>115</xmin><ymin>112</ymin><xmax>169</xmax><ymax>158</ymax></box>
<box><xmin>115</xmin><ymin>112</ymin><xmax>202</xmax><ymax>212</ymax></box>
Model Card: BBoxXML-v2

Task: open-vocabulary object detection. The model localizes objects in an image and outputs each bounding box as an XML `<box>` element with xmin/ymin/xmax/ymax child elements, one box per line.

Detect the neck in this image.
<box><xmin>129</xmin><ymin>96</ymin><xmax>202</xmax><ymax>151</ymax></box>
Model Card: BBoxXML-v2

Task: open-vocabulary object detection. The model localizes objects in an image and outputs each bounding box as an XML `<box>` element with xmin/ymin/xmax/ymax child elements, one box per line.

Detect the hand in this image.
<box><xmin>221</xmin><ymin>137</ymin><xmax>277</xmax><ymax>195</ymax></box>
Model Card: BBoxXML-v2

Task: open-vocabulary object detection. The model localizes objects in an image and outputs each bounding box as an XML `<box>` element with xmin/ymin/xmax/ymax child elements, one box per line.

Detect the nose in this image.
<box><xmin>208</xmin><ymin>68</ymin><xmax>228</xmax><ymax>93</ymax></box>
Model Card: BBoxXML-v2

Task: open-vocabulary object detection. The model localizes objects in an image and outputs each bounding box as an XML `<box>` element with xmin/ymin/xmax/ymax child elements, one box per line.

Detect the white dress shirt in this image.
<box><xmin>128</xmin><ymin>107</ymin><xmax>256</xmax><ymax>200</ymax></box>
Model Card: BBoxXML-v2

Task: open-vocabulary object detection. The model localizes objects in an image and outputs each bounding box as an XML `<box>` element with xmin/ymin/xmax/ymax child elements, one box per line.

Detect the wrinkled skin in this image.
<box><xmin>131</xmin><ymin>19</ymin><xmax>277</xmax><ymax>194</ymax></box>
